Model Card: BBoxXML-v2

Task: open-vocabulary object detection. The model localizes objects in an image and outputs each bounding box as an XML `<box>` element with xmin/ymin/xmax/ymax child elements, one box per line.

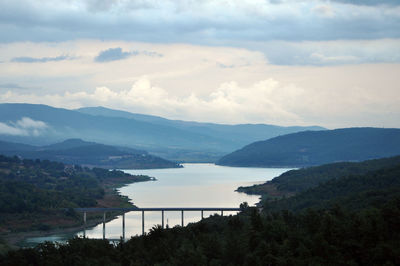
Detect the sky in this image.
<box><xmin>0</xmin><ymin>0</ymin><xmax>399</xmax><ymax>128</ymax></box>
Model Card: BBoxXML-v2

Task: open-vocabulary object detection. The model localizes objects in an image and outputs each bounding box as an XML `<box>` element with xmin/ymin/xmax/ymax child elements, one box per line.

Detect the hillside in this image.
<box><xmin>238</xmin><ymin>155</ymin><xmax>400</xmax><ymax>197</ymax></box>
<box><xmin>0</xmin><ymin>155</ymin><xmax>151</xmax><ymax>234</ymax></box>
<box><xmin>217</xmin><ymin>127</ymin><xmax>400</xmax><ymax>167</ymax></box>
<box><xmin>267</xmin><ymin>162</ymin><xmax>400</xmax><ymax>212</ymax></box>
<box><xmin>0</xmin><ymin>139</ymin><xmax>181</xmax><ymax>169</ymax></box>
<box><xmin>0</xmin><ymin>103</ymin><xmax>323</xmax><ymax>162</ymax></box>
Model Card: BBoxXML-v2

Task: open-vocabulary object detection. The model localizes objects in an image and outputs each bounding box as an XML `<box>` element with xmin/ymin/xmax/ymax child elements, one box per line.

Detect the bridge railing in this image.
<box><xmin>74</xmin><ymin>207</ymin><xmax>242</xmax><ymax>240</ymax></box>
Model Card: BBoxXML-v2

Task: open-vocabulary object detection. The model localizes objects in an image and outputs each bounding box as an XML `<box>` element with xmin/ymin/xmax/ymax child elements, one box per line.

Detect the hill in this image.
<box><xmin>238</xmin><ymin>155</ymin><xmax>400</xmax><ymax>197</ymax></box>
<box><xmin>0</xmin><ymin>154</ymin><xmax>151</xmax><ymax>234</ymax></box>
<box><xmin>0</xmin><ymin>139</ymin><xmax>181</xmax><ymax>169</ymax></box>
<box><xmin>237</xmin><ymin>155</ymin><xmax>400</xmax><ymax>212</ymax></box>
<box><xmin>267</xmin><ymin>162</ymin><xmax>400</xmax><ymax>212</ymax></box>
<box><xmin>0</xmin><ymin>103</ymin><xmax>323</xmax><ymax>162</ymax></box>
<box><xmin>217</xmin><ymin>127</ymin><xmax>400</xmax><ymax>167</ymax></box>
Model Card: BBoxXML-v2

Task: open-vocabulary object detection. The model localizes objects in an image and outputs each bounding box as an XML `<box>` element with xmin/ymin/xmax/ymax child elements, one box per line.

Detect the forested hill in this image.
<box><xmin>239</xmin><ymin>155</ymin><xmax>400</xmax><ymax>196</ymax></box>
<box><xmin>0</xmin><ymin>155</ymin><xmax>151</xmax><ymax>233</ymax></box>
<box><xmin>267</xmin><ymin>161</ymin><xmax>400</xmax><ymax>212</ymax></box>
<box><xmin>217</xmin><ymin>127</ymin><xmax>400</xmax><ymax>167</ymax></box>
<box><xmin>0</xmin><ymin>139</ymin><xmax>181</xmax><ymax>169</ymax></box>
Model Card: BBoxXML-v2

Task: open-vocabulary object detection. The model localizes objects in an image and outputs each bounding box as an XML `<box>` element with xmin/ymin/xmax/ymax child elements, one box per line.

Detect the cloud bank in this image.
<box><xmin>0</xmin><ymin>0</ymin><xmax>399</xmax><ymax>45</ymax></box>
<box><xmin>0</xmin><ymin>77</ymin><xmax>398</xmax><ymax>128</ymax></box>
<box><xmin>0</xmin><ymin>117</ymin><xmax>48</xmax><ymax>136</ymax></box>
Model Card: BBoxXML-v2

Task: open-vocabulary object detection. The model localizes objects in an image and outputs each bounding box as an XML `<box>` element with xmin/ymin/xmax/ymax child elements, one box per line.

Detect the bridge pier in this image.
<box><xmin>142</xmin><ymin>210</ymin><xmax>145</xmax><ymax>235</ymax></box>
<box><xmin>201</xmin><ymin>210</ymin><xmax>204</xmax><ymax>219</ymax></box>
<box><xmin>83</xmin><ymin>212</ymin><xmax>87</xmax><ymax>238</ymax></box>
<box><xmin>103</xmin><ymin>212</ymin><xmax>106</xmax><ymax>240</ymax></box>
<box><xmin>181</xmin><ymin>210</ymin><xmax>184</xmax><ymax>226</ymax></box>
<box><xmin>122</xmin><ymin>213</ymin><xmax>125</xmax><ymax>241</ymax></box>
<box><xmin>161</xmin><ymin>210</ymin><xmax>164</xmax><ymax>229</ymax></box>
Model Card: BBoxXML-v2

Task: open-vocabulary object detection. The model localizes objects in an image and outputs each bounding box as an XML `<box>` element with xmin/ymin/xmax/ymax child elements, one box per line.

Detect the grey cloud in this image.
<box><xmin>95</xmin><ymin>47</ymin><xmax>162</xmax><ymax>62</ymax></box>
<box><xmin>0</xmin><ymin>0</ymin><xmax>399</xmax><ymax>44</ymax></box>
<box><xmin>95</xmin><ymin>48</ymin><xmax>133</xmax><ymax>62</ymax></box>
<box><xmin>11</xmin><ymin>55</ymin><xmax>72</xmax><ymax>63</ymax></box>
<box><xmin>0</xmin><ymin>83</ymin><xmax>25</xmax><ymax>89</ymax></box>
<box><xmin>329</xmin><ymin>0</ymin><xmax>400</xmax><ymax>6</ymax></box>
<box><xmin>0</xmin><ymin>1</ymin><xmax>400</xmax><ymax>66</ymax></box>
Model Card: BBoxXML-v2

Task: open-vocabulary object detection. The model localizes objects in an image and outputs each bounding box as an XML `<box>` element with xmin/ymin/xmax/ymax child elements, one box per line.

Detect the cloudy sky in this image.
<box><xmin>0</xmin><ymin>0</ymin><xmax>399</xmax><ymax>128</ymax></box>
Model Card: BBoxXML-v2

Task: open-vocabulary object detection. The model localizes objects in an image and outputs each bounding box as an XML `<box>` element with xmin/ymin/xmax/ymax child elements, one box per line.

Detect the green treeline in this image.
<box><xmin>265</xmin><ymin>160</ymin><xmax>400</xmax><ymax>213</ymax></box>
<box><xmin>239</xmin><ymin>155</ymin><xmax>400</xmax><ymax>195</ymax></box>
<box><xmin>2</xmin><ymin>201</ymin><xmax>400</xmax><ymax>265</ymax></box>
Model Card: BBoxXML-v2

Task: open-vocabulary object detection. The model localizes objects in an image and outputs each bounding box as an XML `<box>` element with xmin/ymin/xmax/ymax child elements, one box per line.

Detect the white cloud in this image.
<box><xmin>0</xmin><ymin>117</ymin><xmax>48</xmax><ymax>136</ymax></box>
<box><xmin>15</xmin><ymin>117</ymin><xmax>48</xmax><ymax>129</ymax></box>
<box><xmin>1</xmin><ymin>75</ymin><xmax>399</xmax><ymax>128</ymax></box>
<box><xmin>0</xmin><ymin>122</ymin><xmax>27</xmax><ymax>136</ymax></box>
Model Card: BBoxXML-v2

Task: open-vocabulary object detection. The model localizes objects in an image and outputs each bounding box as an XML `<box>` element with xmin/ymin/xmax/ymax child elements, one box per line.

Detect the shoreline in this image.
<box><xmin>1</xmin><ymin>175</ymin><xmax>154</xmax><ymax>248</ymax></box>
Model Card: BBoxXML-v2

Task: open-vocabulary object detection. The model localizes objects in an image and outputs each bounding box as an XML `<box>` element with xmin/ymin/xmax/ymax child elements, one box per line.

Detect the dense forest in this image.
<box><xmin>1</xmin><ymin>155</ymin><xmax>400</xmax><ymax>264</ymax></box>
<box><xmin>0</xmin><ymin>155</ymin><xmax>151</xmax><ymax>234</ymax></box>
<box><xmin>217</xmin><ymin>128</ymin><xmax>400</xmax><ymax>167</ymax></box>
<box><xmin>238</xmin><ymin>155</ymin><xmax>400</xmax><ymax>195</ymax></box>
<box><xmin>2</xmin><ymin>201</ymin><xmax>399</xmax><ymax>265</ymax></box>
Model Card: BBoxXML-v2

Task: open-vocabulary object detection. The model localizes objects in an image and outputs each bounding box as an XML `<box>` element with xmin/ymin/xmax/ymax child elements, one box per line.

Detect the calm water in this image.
<box><xmin>23</xmin><ymin>164</ymin><xmax>291</xmax><ymax>245</ymax></box>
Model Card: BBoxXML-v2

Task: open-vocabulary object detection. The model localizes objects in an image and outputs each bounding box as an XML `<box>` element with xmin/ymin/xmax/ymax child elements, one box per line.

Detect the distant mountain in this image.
<box><xmin>0</xmin><ymin>139</ymin><xmax>181</xmax><ymax>169</ymax></box>
<box><xmin>0</xmin><ymin>103</ymin><xmax>323</xmax><ymax>162</ymax></box>
<box><xmin>77</xmin><ymin>106</ymin><xmax>324</xmax><ymax>146</ymax></box>
<box><xmin>217</xmin><ymin>128</ymin><xmax>400</xmax><ymax>167</ymax></box>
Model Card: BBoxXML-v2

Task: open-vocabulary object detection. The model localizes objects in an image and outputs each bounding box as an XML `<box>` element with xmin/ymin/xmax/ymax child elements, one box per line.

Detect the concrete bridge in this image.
<box><xmin>74</xmin><ymin>207</ymin><xmax>242</xmax><ymax>240</ymax></box>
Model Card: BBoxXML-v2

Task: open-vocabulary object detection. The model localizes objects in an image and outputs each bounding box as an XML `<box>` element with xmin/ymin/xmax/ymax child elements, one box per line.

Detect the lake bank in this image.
<box><xmin>1</xmin><ymin>174</ymin><xmax>154</xmax><ymax>248</ymax></box>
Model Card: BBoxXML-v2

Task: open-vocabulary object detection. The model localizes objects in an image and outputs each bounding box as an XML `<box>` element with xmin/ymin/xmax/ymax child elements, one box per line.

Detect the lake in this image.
<box><xmin>23</xmin><ymin>163</ymin><xmax>291</xmax><ymax>245</ymax></box>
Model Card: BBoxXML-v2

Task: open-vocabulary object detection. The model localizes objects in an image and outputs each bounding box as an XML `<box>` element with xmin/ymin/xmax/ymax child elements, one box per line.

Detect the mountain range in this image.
<box><xmin>0</xmin><ymin>103</ymin><xmax>323</xmax><ymax>162</ymax></box>
<box><xmin>217</xmin><ymin>127</ymin><xmax>400</xmax><ymax>167</ymax></box>
<box><xmin>0</xmin><ymin>138</ymin><xmax>181</xmax><ymax>169</ymax></box>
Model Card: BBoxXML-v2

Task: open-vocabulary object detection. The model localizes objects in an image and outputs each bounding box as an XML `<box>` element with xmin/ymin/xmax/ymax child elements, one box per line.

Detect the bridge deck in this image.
<box><xmin>75</xmin><ymin>207</ymin><xmax>243</xmax><ymax>238</ymax></box>
<box><xmin>74</xmin><ymin>207</ymin><xmax>241</xmax><ymax>212</ymax></box>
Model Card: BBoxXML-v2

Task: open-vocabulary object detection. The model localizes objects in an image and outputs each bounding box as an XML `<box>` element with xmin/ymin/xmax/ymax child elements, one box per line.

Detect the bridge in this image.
<box><xmin>74</xmin><ymin>207</ymin><xmax>242</xmax><ymax>240</ymax></box>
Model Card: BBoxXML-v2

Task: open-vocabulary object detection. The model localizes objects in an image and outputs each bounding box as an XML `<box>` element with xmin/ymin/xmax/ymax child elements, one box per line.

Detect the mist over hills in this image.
<box><xmin>0</xmin><ymin>103</ymin><xmax>323</xmax><ymax>162</ymax></box>
<box><xmin>217</xmin><ymin>128</ymin><xmax>400</xmax><ymax>167</ymax></box>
